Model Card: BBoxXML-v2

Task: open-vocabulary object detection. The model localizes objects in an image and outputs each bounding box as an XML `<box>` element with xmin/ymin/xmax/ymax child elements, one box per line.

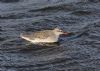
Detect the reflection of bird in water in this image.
<box><xmin>20</xmin><ymin>28</ymin><xmax>70</xmax><ymax>44</ymax></box>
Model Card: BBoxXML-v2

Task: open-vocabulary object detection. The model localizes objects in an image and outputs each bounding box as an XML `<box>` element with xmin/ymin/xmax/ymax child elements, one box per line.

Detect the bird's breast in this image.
<box><xmin>30</xmin><ymin>36</ymin><xmax>59</xmax><ymax>43</ymax></box>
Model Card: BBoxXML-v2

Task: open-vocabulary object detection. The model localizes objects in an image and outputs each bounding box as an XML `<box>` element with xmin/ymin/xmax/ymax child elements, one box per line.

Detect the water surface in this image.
<box><xmin>0</xmin><ymin>0</ymin><xmax>100</xmax><ymax>71</ymax></box>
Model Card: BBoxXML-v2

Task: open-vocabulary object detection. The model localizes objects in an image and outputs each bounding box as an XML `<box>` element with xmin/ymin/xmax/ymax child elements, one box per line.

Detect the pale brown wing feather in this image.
<box><xmin>22</xmin><ymin>30</ymin><xmax>55</xmax><ymax>39</ymax></box>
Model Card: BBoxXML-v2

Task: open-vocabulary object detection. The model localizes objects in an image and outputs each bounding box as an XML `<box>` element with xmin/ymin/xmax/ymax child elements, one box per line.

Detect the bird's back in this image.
<box><xmin>21</xmin><ymin>30</ymin><xmax>55</xmax><ymax>40</ymax></box>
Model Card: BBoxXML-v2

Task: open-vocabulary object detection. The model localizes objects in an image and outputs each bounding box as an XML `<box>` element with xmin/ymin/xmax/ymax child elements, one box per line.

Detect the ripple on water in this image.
<box><xmin>0</xmin><ymin>0</ymin><xmax>20</xmax><ymax>3</ymax></box>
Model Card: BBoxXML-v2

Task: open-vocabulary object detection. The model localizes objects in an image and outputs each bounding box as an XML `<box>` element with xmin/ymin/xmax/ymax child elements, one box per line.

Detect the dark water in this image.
<box><xmin>0</xmin><ymin>0</ymin><xmax>100</xmax><ymax>71</ymax></box>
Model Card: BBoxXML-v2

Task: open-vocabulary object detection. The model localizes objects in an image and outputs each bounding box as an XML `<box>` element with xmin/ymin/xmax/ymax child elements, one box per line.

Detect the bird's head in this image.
<box><xmin>53</xmin><ymin>27</ymin><xmax>70</xmax><ymax>36</ymax></box>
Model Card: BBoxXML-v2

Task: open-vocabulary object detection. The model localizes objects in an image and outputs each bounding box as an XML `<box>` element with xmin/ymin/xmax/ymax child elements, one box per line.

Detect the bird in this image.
<box><xmin>20</xmin><ymin>28</ymin><xmax>70</xmax><ymax>44</ymax></box>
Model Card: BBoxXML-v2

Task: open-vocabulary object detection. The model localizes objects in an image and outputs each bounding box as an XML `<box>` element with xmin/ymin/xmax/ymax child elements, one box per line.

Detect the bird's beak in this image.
<box><xmin>61</xmin><ymin>32</ymin><xmax>73</xmax><ymax>36</ymax></box>
<box><xmin>63</xmin><ymin>32</ymin><xmax>70</xmax><ymax>35</ymax></box>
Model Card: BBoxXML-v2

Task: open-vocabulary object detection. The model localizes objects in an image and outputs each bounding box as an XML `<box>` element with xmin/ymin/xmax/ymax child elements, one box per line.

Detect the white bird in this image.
<box><xmin>20</xmin><ymin>28</ymin><xmax>70</xmax><ymax>44</ymax></box>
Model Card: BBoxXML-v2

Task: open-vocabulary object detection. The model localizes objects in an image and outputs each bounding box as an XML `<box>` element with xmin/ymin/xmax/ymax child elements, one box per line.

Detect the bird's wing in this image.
<box><xmin>32</xmin><ymin>30</ymin><xmax>52</xmax><ymax>39</ymax></box>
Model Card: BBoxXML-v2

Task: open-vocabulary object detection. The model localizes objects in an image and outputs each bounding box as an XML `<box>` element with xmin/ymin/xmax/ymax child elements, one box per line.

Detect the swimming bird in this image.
<box><xmin>20</xmin><ymin>28</ymin><xmax>70</xmax><ymax>43</ymax></box>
